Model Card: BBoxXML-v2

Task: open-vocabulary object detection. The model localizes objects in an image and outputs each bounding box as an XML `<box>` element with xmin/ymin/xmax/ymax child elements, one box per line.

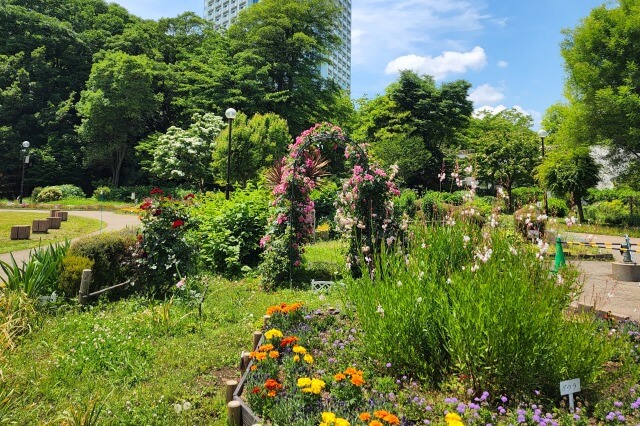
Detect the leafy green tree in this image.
<box><xmin>77</xmin><ymin>51</ymin><xmax>160</xmax><ymax>187</ymax></box>
<box><xmin>212</xmin><ymin>112</ymin><xmax>292</xmax><ymax>188</ymax></box>
<box><xmin>561</xmin><ymin>0</ymin><xmax>640</xmax><ymax>167</ymax></box>
<box><xmin>352</xmin><ymin>71</ymin><xmax>473</xmax><ymax>188</ymax></box>
<box><xmin>468</xmin><ymin>109</ymin><xmax>539</xmax><ymax>212</ymax></box>
<box><xmin>537</xmin><ymin>147</ymin><xmax>600</xmax><ymax>222</ymax></box>
<box><xmin>227</xmin><ymin>0</ymin><xmax>341</xmax><ymax>135</ymax></box>
<box><xmin>146</xmin><ymin>112</ymin><xmax>224</xmax><ymax>192</ymax></box>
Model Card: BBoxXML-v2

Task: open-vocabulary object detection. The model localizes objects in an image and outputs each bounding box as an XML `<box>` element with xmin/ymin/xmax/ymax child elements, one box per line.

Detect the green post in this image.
<box><xmin>554</xmin><ymin>236</ymin><xmax>566</xmax><ymax>272</ymax></box>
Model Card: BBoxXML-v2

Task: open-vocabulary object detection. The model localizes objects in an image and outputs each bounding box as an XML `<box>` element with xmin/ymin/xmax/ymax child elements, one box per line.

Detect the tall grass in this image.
<box><xmin>346</xmin><ymin>220</ymin><xmax>617</xmax><ymax>398</ymax></box>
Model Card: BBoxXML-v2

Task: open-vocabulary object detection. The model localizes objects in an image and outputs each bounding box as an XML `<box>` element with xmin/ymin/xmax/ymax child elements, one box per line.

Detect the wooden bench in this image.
<box><xmin>32</xmin><ymin>219</ymin><xmax>49</xmax><ymax>233</ymax></box>
<box><xmin>10</xmin><ymin>225</ymin><xmax>30</xmax><ymax>240</ymax></box>
<box><xmin>57</xmin><ymin>211</ymin><xmax>69</xmax><ymax>221</ymax></box>
<box><xmin>50</xmin><ymin>209</ymin><xmax>61</xmax><ymax>218</ymax></box>
<box><xmin>47</xmin><ymin>216</ymin><xmax>62</xmax><ymax>229</ymax></box>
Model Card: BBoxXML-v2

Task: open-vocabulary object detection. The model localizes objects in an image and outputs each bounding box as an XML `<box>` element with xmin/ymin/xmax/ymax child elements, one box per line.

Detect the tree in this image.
<box><xmin>468</xmin><ymin>109</ymin><xmax>539</xmax><ymax>211</ymax></box>
<box><xmin>227</xmin><ymin>0</ymin><xmax>342</xmax><ymax>135</ymax></box>
<box><xmin>212</xmin><ymin>112</ymin><xmax>292</xmax><ymax>188</ymax></box>
<box><xmin>76</xmin><ymin>51</ymin><xmax>160</xmax><ymax>187</ymax></box>
<box><xmin>537</xmin><ymin>147</ymin><xmax>600</xmax><ymax>222</ymax></box>
<box><xmin>146</xmin><ymin>112</ymin><xmax>224</xmax><ymax>191</ymax></box>
<box><xmin>561</xmin><ymin>0</ymin><xmax>640</xmax><ymax>166</ymax></box>
<box><xmin>352</xmin><ymin>71</ymin><xmax>473</xmax><ymax>189</ymax></box>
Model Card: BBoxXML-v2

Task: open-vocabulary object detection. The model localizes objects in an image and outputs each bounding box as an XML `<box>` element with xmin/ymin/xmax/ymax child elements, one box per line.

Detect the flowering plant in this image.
<box><xmin>133</xmin><ymin>189</ymin><xmax>198</xmax><ymax>295</ymax></box>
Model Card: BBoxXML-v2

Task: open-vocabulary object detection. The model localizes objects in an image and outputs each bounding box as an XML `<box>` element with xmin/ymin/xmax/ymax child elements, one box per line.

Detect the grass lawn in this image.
<box><xmin>1</xmin><ymin>197</ymin><xmax>135</xmax><ymax>212</ymax></box>
<box><xmin>0</xmin><ymin>212</ymin><xmax>103</xmax><ymax>253</ymax></box>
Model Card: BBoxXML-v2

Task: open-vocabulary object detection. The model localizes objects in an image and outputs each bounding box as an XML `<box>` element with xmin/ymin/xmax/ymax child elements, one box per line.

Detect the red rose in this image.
<box><xmin>150</xmin><ymin>187</ymin><xmax>164</xmax><ymax>195</ymax></box>
<box><xmin>171</xmin><ymin>219</ymin><xmax>184</xmax><ymax>228</ymax></box>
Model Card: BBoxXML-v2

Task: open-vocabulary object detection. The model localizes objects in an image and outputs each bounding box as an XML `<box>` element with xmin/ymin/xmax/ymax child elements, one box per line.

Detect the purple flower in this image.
<box><xmin>614</xmin><ymin>401</ymin><xmax>623</xmax><ymax>408</ymax></box>
<box><xmin>457</xmin><ymin>403</ymin><xmax>466</xmax><ymax>414</ymax></box>
<box><xmin>517</xmin><ymin>414</ymin><xmax>526</xmax><ymax>423</ymax></box>
<box><xmin>386</xmin><ymin>362</ymin><xmax>392</xmax><ymax>368</ymax></box>
<box><xmin>498</xmin><ymin>406</ymin><xmax>506</xmax><ymax>415</ymax></box>
<box><xmin>444</xmin><ymin>397</ymin><xmax>458</xmax><ymax>404</ymax></box>
<box><xmin>573</xmin><ymin>414</ymin><xmax>580</xmax><ymax>421</ymax></box>
<box><xmin>501</xmin><ymin>395</ymin><xmax>508</xmax><ymax>403</ymax></box>
<box><xmin>617</xmin><ymin>414</ymin><xmax>626</xmax><ymax>421</ymax></box>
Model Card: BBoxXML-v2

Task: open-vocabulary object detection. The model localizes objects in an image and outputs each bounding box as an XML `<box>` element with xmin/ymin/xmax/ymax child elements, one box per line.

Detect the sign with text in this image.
<box><xmin>560</xmin><ymin>378</ymin><xmax>581</xmax><ymax>396</ymax></box>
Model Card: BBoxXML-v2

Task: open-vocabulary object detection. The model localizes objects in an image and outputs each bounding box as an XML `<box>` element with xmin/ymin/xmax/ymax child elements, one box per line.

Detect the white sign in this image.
<box><xmin>560</xmin><ymin>378</ymin><xmax>581</xmax><ymax>396</ymax></box>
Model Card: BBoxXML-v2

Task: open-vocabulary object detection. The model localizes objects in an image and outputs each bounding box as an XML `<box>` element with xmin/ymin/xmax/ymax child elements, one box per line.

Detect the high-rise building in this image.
<box><xmin>204</xmin><ymin>0</ymin><xmax>351</xmax><ymax>91</ymax></box>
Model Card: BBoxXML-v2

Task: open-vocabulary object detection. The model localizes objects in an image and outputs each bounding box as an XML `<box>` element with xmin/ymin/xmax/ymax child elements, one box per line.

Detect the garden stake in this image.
<box><xmin>554</xmin><ymin>237</ymin><xmax>566</xmax><ymax>272</ymax></box>
<box><xmin>252</xmin><ymin>331</ymin><xmax>262</xmax><ymax>351</ymax></box>
<box><xmin>227</xmin><ymin>400</ymin><xmax>241</xmax><ymax>426</ymax></box>
<box><xmin>225</xmin><ymin>380</ymin><xmax>238</xmax><ymax>404</ymax></box>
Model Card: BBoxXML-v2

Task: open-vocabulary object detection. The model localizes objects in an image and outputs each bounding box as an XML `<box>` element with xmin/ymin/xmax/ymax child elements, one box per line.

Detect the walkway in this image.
<box><xmin>0</xmin><ymin>210</ymin><xmax>140</xmax><ymax>270</ymax></box>
<box><xmin>565</xmin><ymin>232</ymin><xmax>640</xmax><ymax>321</ymax></box>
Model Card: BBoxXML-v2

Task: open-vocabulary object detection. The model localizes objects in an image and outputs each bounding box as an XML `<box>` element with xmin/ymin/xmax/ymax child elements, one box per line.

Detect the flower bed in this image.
<box><xmin>228</xmin><ymin>302</ymin><xmax>640</xmax><ymax>425</ymax></box>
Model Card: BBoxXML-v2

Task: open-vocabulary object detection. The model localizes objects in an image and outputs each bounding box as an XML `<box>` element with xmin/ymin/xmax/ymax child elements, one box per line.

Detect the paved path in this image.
<box><xmin>0</xmin><ymin>210</ymin><xmax>140</xmax><ymax>270</ymax></box>
<box><xmin>565</xmin><ymin>232</ymin><xmax>640</xmax><ymax>321</ymax></box>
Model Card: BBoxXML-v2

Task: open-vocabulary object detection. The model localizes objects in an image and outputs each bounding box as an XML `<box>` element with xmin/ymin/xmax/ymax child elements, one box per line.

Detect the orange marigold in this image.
<box><xmin>264</xmin><ymin>379</ymin><xmax>282</xmax><ymax>391</ymax></box>
<box><xmin>280</xmin><ymin>336</ymin><xmax>299</xmax><ymax>347</ymax></box>
<box><xmin>334</xmin><ymin>373</ymin><xmax>346</xmax><ymax>381</ymax></box>
<box><xmin>359</xmin><ymin>412</ymin><xmax>372</xmax><ymax>421</ymax></box>
<box><xmin>350</xmin><ymin>374</ymin><xmax>365</xmax><ymax>386</ymax></box>
<box><xmin>266</xmin><ymin>305</ymin><xmax>284</xmax><ymax>316</ymax></box>
<box><xmin>374</xmin><ymin>410</ymin><xmax>390</xmax><ymax>419</ymax></box>
<box><xmin>269</xmin><ymin>350</ymin><xmax>280</xmax><ymax>359</ymax></box>
<box><xmin>250</xmin><ymin>365</ymin><xmax>257</xmax><ymax>371</ymax></box>
<box><xmin>254</xmin><ymin>352</ymin><xmax>267</xmax><ymax>361</ymax></box>
<box><xmin>369</xmin><ymin>421</ymin><xmax>383</xmax><ymax>426</ymax></box>
<box><xmin>267</xmin><ymin>390</ymin><xmax>276</xmax><ymax>397</ymax></box>
<box><xmin>383</xmin><ymin>414</ymin><xmax>400</xmax><ymax>425</ymax></box>
<box><xmin>259</xmin><ymin>344</ymin><xmax>275</xmax><ymax>352</ymax></box>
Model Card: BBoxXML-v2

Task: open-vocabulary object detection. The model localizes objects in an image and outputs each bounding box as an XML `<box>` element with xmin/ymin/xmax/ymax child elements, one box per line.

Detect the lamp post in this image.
<box><xmin>224</xmin><ymin>108</ymin><xmax>237</xmax><ymax>200</ymax></box>
<box><xmin>19</xmin><ymin>140</ymin><xmax>30</xmax><ymax>204</ymax></box>
<box><xmin>537</xmin><ymin>129</ymin><xmax>549</xmax><ymax>215</ymax></box>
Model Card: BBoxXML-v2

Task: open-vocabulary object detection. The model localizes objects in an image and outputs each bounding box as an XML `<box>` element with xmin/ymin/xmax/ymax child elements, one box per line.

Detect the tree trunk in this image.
<box><xmin>112</xmin><ymin>147</ymin><xmax>127</xmax><ymax>188</ymax></box>
<box><xmin>506</xmin><ymin>183</ymin><xmax>514</xmax><ymax>213</ymax></box>
<box><xmin>575</xmin><ymin>193</ymin><xmax>585</xmax><ymax>223</ymax></box>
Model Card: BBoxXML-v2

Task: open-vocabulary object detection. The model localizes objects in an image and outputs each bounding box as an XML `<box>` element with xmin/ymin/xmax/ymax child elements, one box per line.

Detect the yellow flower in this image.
<box><xmin>297</xmin><ymin>377</ymin><xmax>312</xmax><ymax>388</ymax></box>
<box><xmin>445</xmin><ymin>412</ymin><xmax>464</xmax><ymax>426</ymax></box>
<box><xmin>310</xmin><ymin>378</ymin><xmax>326</xmax><ymax>394</ymax></box>
<box><xmin>293</xmin><ymin>355</ymin><xmax>300</xmax><ymax>362</ymax></box>
<box><xmin>303</xmin><ymin>354</ymin><xmax>314</xmax><ymax>364</ymax></box>
<box><xmin>264</xmin><ymin>328</ymin><xmax>283</xmax><ymax>339</ymax></box>
<box><xmin>335</xmin><ymin>419</ymin><xmax>350</xmax><ymax>426</ymax></box>
<box><xmin>292</xmin><ymin>345</ymin><xmax>307</xmax><ymax>355</ymax></box>
<box><xmin>322</xmin><ymin>412</ymin><xmax>337</xmax><ymax>423</ymax></box>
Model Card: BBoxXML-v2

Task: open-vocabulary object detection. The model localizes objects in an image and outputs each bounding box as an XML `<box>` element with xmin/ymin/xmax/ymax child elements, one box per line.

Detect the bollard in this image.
<box><xmin>227</xmin><ymin>400</ymin><xmax>241</xmax><ymax>426</ymax></box>
<box><xmin>622</xmin><ymin>234</ymin><xmax>634</xmax><ymax>263</ymax></box>
<box><xmin>252</xmin><ymin>331</ymin><xmax>262</xmax><ymax>351</ymax></box>
<box><xmin>225</xmin><ymin>380</ymin><xmax>238</xmax><ymax>404</ymax></box>
<box><xmin>554</xmin><ymin>237</ymin><xmax>566</xmax><ymax>272</ymax></box>
<box><xmin>78</xmin><ymin>269</ymin><xmax>92</xmax><ymax>305</ymax></box>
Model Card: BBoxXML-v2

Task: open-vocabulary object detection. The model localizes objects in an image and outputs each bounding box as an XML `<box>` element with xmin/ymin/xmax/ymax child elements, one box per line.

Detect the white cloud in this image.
<box><xmin>468</xmin><ymin>83</ymin><xmax>504</xmax><ymax>105</ymax></box>
<box><xmin>497</xmin><ymin>60</ymin><xmax>508</xmax><ymax>68</ymax></box>
<box><xmin>473</xmin><ymin>104</ymin><xmax>543</xmax><ymax>129</ymax></box>
<box><xmin>385</xmin><ymin>46</ymin><xmax>487</xmax><ymax>80</ymax></box>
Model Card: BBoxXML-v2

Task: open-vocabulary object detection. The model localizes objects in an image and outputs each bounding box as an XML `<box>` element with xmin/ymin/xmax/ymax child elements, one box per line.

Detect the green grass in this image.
<box><xmin>556</xmin><ymin>221</ymin><xmax>640</xmax><ymax>238</ymax></box>
<box><xmin>1</xmin><ymin>197</ymin><xmax>135</xmax><ymax>211</ymax></box>
<box><xmin>1</xmin><ymin>276</ymin><xmax>344</xmax><ymax>425</ymax></box>
<box><xmin>0</xmin><ymin>212</ymin><xmax>103</xmax><ymax>254</ymax></box>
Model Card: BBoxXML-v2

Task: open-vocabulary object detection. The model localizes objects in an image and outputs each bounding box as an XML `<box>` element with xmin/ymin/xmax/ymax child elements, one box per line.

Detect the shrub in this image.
<box><xmin>511</xmin><ymin>187</ymin><xmax>543</xmax><ymax>209</ymax></box>
<box><xmin>420</xmin><ymin>191</ymin><xmax>447</xmax><ymax>219</ymax></box>
<box><xmin>191</xmin><ymin>188</ymin><xmax>269</xmax><ymax>275</ymax></box>
<box><xmin>58</xmin><ymin>255</ymin><xmax>95</xmax><ymax>297</ymax></box>
<box><xmin>92</xmin><ymin>186</ymin><xmax>111</xmax><ymax>200</ymax></box>
<box><xmin>514</xmin><ymin>204</ymin><xmax>547</xmax><ymax>239</ymax></box>
<box><xmin>35</xmin><ymin>186</ymin><xmax>63</xmax><ymax>203</ymax></box>
<box><xmin>584</xmin><ymin>200</ymin><xmax>629</xmax><ymax>225</ymax></box>
<box><xmin>346</xmin><ymin>221</ymin><xmax>616</xmax><ymax>398</ymax></box>
<box><xmin>310</xmin><ymin>180</ymin><xmax>339</xmax><ymax>223</ymax></box>
<box><xmin>134</xmin><ymin>189</ymin><xmax>197</xmax><ymax>295</ymax></box>
<box><xmin>0</xmin><ymin>290</ymin><xmax>38</xmax><ymax>354</ymax></box>
<box><xmin>57</xmin><ymin>184</ymin><xmax>85</xmax><ymax>198</ymax></box>
<box><xmin>395</xmin><ymin>188</ymin><xmax>418</xmax><ymax>218</ymax></box>
<box><xmin>68</xmin><ymin>229</ymin><xmax>137</xmax><ymax>297</ymax></box>
<box><xmin>547</xmin><ymin>197</ymin><xmax>569</xmax><ymax>217</ymax></box>
<box><xmin>442</xmin><ymin>190</ymin><xmax>465</xmax><ymax>206</ymax></box>
<box><xmin>30</xmin><ymin>187</ymin><xmax>43</xmax><ymax>200</ymax></box>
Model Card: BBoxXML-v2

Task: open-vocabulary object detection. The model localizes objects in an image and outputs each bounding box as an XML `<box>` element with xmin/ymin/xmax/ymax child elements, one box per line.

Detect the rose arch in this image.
<box><xmin>259</xmin><ymin>123</ymin><xmax>401</xmax><ymax>289</ymax></box>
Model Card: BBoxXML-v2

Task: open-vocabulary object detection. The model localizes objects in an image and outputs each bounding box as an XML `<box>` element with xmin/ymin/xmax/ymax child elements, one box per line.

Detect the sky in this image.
<box><xmin>111</xmin><ymin>0</ymin><xmax>607</xmax><ymax>128</ymax></box>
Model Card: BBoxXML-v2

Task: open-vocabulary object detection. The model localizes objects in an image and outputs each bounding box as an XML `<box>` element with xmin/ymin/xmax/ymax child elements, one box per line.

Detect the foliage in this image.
<box><xmin>35</xmin><ymin>186</ymin><xmax>63</xmax><ymax>203</ymax></box>
<box><xmin>394</xmin><ymin>188</ymin><xmax>418</xmax><ymax>218</ymax></box>
<box><xmin>514</xmin><ymin>205</ymin><xmax>548</xmax><ymax>239</ymax></box>
<box><xmin>346</xmin><ymin>221</ymin><xmax>616</xmax><ymax>398</ymax></box>
<box><xmin>58</xmin><ymin>255</ymin><xmax>95</xmax><ymax>298</ymax></box>
<box><xmin>547</xmin><ymin>197</ymin><xmax>569</xmax><ymax>218</ymax></box>
<box><xmin>420</xmin><ymin>191</ymin><xmax>451</xmax><ymax>220</ymax></box>
<box><xmin>537</xmin><ymin>147</ymin><xmax>600</xmax><ymax>222</ymax></box>
<box><xmin>0</xmin><ymin>289</ymin><xmax>38</xmax><ymax>357</ymax></box>
<box><xmin>468</xmin><ymin>109</ymin><xmax>540</xmax><ymax>211</ymax></box>
<box><xmin>134</xmin><ymin>189</ymin><xmax>197</xmax><ymax>295</ymax></box>
<box><xmin>309</xmin><ymin>180</ymin><xmax>339</xmax><ymax>224</ymax></box>
<box><xmin>76</xmin><ymin>51</ymin><xmax>160</xmax><ymax>187</ymax></box>
<box><xmin>561</xmin><ymin>0</ymin><xmax>640</xmax><ymax>166</ymax></box>
<box><xmin>146</xmin><ymin>113</ymin><xmax>224</xmax><ymax>192</ymax></box>
<box><xmin>92</xmin><ymin>186</ymin><xmax>111</xmax><ymax>200</ymax></box>
<box><xmin>584</xmin><ymin>200</ymin><xmax>636</xmax><ymax>226</ymax></box>
<box><xmin>212</xmin><ymin>112</ymin><xmax>291</xmax><ymax>188</ymax></box>
<box><xmin>68</xmin><ymin>230</ymin><xmax>136</xmax><ymax>297</ymax></box>
<box><xmin>57</xmin><ymin>184</ymin><xmax>86</xmax><ymax>198</ymax></box>
<box><xmin>511</xmin><ymin>187</ymin><xmax>543</xmax><ymax>210</ymax></box>
<box><xmin>190</xmin><ymin>189</ymin><xmax>269</xmax><ymax>275</ymax></box>
<box><xmin>0</xmin><ymin>241</ymin><xmax>70</xmax><ymax>298</ymax></box>
<box><xmin>260</xmin><ymin>123</ymin><xmax>342</xmax><ymax>289</ymax></box>
<box><xmin>227</xmin><ymin>0</ymin><xmax>341</xmax><ymax>135</ymax></box>
<box><xmin>586</xmin><ymin>187</ymin><xmax>640</xmax><ymax>204</ymax></box>
<box><xmin>353</xmin><ymin>70</ymin><xmax>473</xmax><ymax>188</ymax></box>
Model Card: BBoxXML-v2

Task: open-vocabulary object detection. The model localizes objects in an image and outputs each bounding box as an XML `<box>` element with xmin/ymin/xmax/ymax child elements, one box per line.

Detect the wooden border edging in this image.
<box><xmin>78</xmin><ymin>269</ymin><xmax>130</xmax><ymax>305</ymax></box>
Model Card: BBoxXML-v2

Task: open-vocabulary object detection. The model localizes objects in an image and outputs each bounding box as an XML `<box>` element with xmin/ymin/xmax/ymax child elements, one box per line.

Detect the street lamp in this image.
<box><xmin>537</xmin><ymin>129</ymin><xmax>549</xmax><ymax>214</ymax></box>
<box><xmin>19</xmin><ymin>140</ymin><xmax>30</xmax><ymax>204</ymax></box>
<box><xmin>224</xmin><ymin>108</ymin><xmax>237</xmax><ymax>200</ymax></box>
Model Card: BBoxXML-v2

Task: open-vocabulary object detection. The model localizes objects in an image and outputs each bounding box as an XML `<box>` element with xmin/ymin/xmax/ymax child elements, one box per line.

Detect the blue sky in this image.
<box><xmin>111</xmin><ymin>0</ymin><xmax>606</xmax><ymax>128</ymax></box>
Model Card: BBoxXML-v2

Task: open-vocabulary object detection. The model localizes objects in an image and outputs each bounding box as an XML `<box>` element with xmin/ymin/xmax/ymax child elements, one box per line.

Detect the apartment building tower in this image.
<box><xmin>204</xmin><ymin>0</ymin><xmax>351</xmax><ymax>91</ymax></box>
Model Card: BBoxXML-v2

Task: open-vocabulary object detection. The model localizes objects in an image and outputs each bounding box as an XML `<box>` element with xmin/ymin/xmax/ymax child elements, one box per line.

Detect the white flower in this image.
<box><xmin>174</xmin><ymin>403</ymin><xmax>183</xmax><ymax>414</ymax></box>
<box><xmin>376</xmin><ymin>304</ymin><xmax>385</xmax><ymax>317</ymax></box>
<box><xmin>418</xmin><ymin>271</ymin><xmax>425</xmax><ymax>280</ymax></box>
<box><xmin>397</xmin><ymin>281</ymin><xmax>402</xmax><ymax>287</ymax></box>
<box><xmin>176</xmin><ymin>278</ymin><xmax>186</xmax><ymax>290</ymax></box>
<box><xmin>417</xmin><ymin>297</ymin><xmax>423</xmax><ymax>303</ymax></box>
